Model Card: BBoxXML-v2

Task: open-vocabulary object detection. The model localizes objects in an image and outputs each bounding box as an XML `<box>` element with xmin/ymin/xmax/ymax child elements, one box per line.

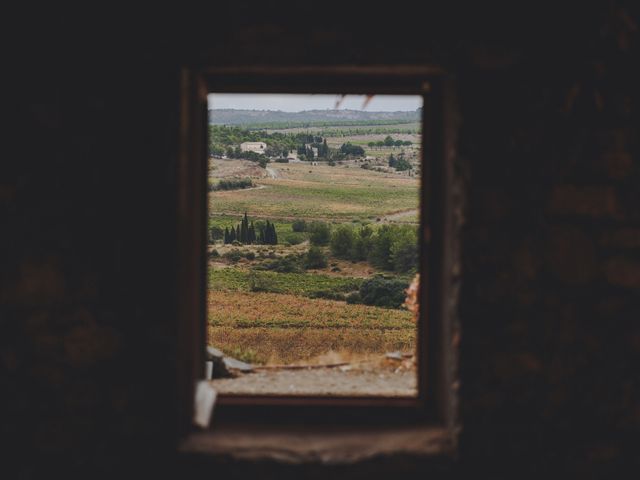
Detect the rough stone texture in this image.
<box><xmin>3</xmin><ymin>2</ymin><xmax>640</xmax><ymax>479</ymax></box>
<box><xmin>604</xmin><ymin>257</ymin><xmax>640</xmax><ymax>289</ymax></box>
<box><xmin>180</xmin><ymin>426</ymin><xmax>452</xmax><ymax>464</ymax></box>
<box><xmin>548</xmin><ymin>185</ymin><xmax>619</xmax><ymax>218</ymax></box>
<box><xmin>600</xmin><ymin>228</ymin><xmax>640</xmax><ymax>248</ymax></box>
<box><xmin>546</xmin><ymin>226</ymin><xmax>598</xmax><ymax>284</ymax></box>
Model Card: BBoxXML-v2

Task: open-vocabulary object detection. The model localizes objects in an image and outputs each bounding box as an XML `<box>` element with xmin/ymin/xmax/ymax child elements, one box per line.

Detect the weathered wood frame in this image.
<box><xmin>177</xmin><ymin>66</ymin><xmax>455</xmax><ymax>435</ymax></box>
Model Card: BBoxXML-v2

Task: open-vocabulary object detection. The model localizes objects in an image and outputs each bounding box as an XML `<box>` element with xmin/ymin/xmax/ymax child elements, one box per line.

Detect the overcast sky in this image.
<box><xmin>208</xmin><ymin>93</ymin><xmax>422</xmax><ymax>112</ymax></box>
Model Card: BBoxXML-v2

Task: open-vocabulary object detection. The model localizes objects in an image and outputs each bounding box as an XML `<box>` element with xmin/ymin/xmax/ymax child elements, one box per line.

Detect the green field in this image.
<box><xmin>209</xmin><ymin>162</ymin><xmax>419</xmax><ymax>221</ymax></box>
<box><xmin>208</xmin><ymin>266</ymin><xmax>362</xmax><ymax>297</ymax></box>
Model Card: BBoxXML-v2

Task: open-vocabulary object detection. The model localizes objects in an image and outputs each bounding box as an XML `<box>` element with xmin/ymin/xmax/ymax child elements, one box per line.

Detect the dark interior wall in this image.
<box><xmin>3</xmin><ymin>3</ymin><xmax>638</xmax><ymax>478</ymax></box>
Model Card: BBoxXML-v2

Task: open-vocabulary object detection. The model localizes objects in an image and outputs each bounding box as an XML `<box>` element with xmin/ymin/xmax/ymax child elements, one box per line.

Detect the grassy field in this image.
<box><xmin>208</xmin><ymin>291</ymin><xmax>414</xmax><ymax>364</ymax></box>
<box><xmin>209</xmin><ymin>161</ymin><xmax>419</xmax><ymax>221</ymax></box>
<box><xmin>208</xmin><ymin>266</ymin><xmax>362</xmax><ymax>297</ymax></box>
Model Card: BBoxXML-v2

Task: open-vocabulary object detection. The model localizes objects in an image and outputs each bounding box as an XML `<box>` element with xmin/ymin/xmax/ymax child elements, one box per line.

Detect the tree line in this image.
<box><xmin>222</xmin><ymin>212</ymin><xmax>278</xmax><ymax>245</ymax></box>
<box><xmin>367</xmin><ymin>135</ymin><xmax>413</xmax><ymax>148</ymax></box>
<box><xmin>209</xmin><ymin>125</ymin><xmax>327</xmax><ymax>160</ymax></box>
<box><xmin>328</xmin><ymin>223</ymin><xmax>418</xmax><ymax>274</ymax></box>
<box><xmin>228</xmin><ymin>118</ymin><xmax>419</xmax><ymax>130</ymax></box>
<box><xmin>210</xmin><ymin>125</ymin><xmax>377</xmax><ymax>162</ymax></box>
<box><xmin>208</xmin><ymin>178</ymin><xmax>254</xmax><ymax>191</ymax></box>
<box><xmin>388</xmin><ymin>153</ymin><xmax>412</xmax><ymax>171</ymax></box>
<box><xmin>294</xmin><ymin>220</ymin><xmax>418</xmax><ymax>274</ymax></box>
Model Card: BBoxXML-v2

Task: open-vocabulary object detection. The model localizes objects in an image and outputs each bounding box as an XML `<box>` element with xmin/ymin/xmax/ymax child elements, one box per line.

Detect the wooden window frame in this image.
<box><xmin>177</xmin><ymin>66</ymin><xmax>455</xmax><ymax>435</ymax></box>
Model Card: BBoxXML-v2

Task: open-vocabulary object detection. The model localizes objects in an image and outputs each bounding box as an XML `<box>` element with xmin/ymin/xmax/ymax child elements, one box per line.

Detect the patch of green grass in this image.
<box><xmin>211</xmin><ymin>183</ymin><xmax>418</xmax><ymax>220</ymax></box>
<box><xmin>208</xmin><ymin>267</ymin><xmax>362</xmax><ymax>297</ymax></box>
<box><xmin>208</xmin><ymin>162</ymin><xmax>419</xmax><ymax>222</ymax></box>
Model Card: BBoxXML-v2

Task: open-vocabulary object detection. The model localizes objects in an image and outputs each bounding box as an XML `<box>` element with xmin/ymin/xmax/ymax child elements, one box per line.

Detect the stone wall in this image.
<box><xmin>2</xmin><ymin>3</ymin><xmax>638</xmax><ymax>478</ymax></box>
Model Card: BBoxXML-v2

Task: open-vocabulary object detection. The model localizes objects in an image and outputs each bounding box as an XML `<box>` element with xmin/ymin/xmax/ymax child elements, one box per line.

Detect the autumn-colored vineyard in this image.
<box><xmin>208</xmin><ymin>290</ymin><xmax>415</xmax><ymax>364</ymax></box>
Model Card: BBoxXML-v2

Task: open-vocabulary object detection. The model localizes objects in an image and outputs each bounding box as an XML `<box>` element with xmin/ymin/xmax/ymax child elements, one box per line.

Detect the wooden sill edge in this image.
<box><xmin>178</xmin><ymin>424</ymin><xmax>456</xmax><ymax>465</ymax></box>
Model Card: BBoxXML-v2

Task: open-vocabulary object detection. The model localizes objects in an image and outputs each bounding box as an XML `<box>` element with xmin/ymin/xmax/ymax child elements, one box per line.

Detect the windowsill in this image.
<box><xmin>179</xmin><ymin>424</ymin><xmax>455</xmax><ymax>465</ymax></box>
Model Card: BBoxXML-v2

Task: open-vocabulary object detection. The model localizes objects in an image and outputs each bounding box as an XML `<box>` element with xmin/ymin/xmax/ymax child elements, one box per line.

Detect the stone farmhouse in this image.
<box><xmin>240</xmin><ymin>141</ymin><xmax>267</xmax><ymax>153</ymax></box>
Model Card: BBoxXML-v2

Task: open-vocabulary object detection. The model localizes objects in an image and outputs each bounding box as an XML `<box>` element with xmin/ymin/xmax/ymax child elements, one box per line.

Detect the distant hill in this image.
<box><xmin>208</xmin><ymin>109</ymin><xmax>420</xmax><ymax>127</ymax></box>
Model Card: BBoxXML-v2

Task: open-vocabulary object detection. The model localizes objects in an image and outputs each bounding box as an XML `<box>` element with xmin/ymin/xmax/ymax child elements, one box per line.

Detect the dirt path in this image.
<box><xmin>378</xmin><ymin>208</ymin><xmax>419</xmax><ymax>224</ymax></box>
<box><xmin>210</xmin><ymin>367</ymin><xmax>417</xmax><ymax>397</ymax></box>
<box><xmin>265</xmin><ymin>166</ymin><xmax>280</xmax><ymax>179</ymax></box>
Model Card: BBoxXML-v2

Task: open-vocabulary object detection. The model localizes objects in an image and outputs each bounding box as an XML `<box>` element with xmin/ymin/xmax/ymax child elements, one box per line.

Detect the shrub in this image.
<box><xmin>305</xmin><ymin>246</ymin><xmax>328</xmax><ymax>269</ymax></box>
<box><xmin>390</xmin><ymin>227</ymin><xmax>418</xmax><ymax>273</ymax></box>
<box><xmin>291</xmin><ymin>219</ymin><xmax>307</xmax><ymax>232</ymax></box>
<box><xmin>349</xmin><ymin>226</ymin><xmax>374</xmax><ymax>261</ymax></box>
<box><xmin>368</xmin><ymin>225</ymin><xmax>395</xmax><ymax>270</ymax></box>
<box><xmin>224</xmin><ymin>249</ymin><xmax>242</xmax><ymax>263</ymax></box>
<box><xmin>394</xmin><ymin>157</ymin><xmax>412</xmax><ymax>171</ymax></box>
<box><xmin>209</xmin><ymin>226</ymin><xmax>224</xmax><ymax>242</ymax></box>
<box><xmin>282</xmin><ymin>231</ymin><xmax>305</xmax><ymax>245</ymax></box>
<box><xmin>255</xmin><ymin>254</ymin><xmax>304</xmax><ymax>273</ymax></box>
<box><xmin>339</xmin><ymin>143</ymin><xmax>365</xmax><ymax>156</ymax></box>
<box><xmin>210</xmin><ymin>177</ymin><xmax>254</xmax><ymax>191</ymax></box>
<box><xmin>330</xmin><ymin>225</ymin><xmax>354</xmax><ymax>258</ymax></box>
<box><xmin>245</xmin><ymin>251</ymin><xmax>256</xmax><ymax>261</ymax></box>
<box><xmin>308</xmin><ymin>221</ymin><xmax>331</xmax><ymax>246</ymax></box>
<box><xmin>346</xmin><ymin>292</ymin><xmax>362</xmax><ymax>304</ymax></box>
<box><xmin>308</xmin><ymin>290</ymin><xmax>345</xmax><ymax>301</ymax></box>
<box><xmin>358</xmin><ymin>275</ymin><xmax>408</xmax><ymax>308</ymax></box>
<box><xmin>248</xmin><ymin>272</ymin><xmax>269</xmax><ymax>292</ymax></box>
<box><xmin>208</xmin><ymin>249</ymin><xmax>220</xmax><ymax>258</ymax></box>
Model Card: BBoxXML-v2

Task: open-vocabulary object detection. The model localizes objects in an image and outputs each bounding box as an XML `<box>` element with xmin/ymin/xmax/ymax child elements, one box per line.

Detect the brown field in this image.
<box><xmin>207</xmin><ymin>290</ymin><xmax>415</xmax><ymax>364</ymax></box>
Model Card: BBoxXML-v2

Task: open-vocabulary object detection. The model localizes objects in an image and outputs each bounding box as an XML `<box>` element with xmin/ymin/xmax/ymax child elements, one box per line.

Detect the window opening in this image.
<box><xmin>206</xmin><ymin>93</ymin><xmax>424</xmax><ymax>398</ymax></box>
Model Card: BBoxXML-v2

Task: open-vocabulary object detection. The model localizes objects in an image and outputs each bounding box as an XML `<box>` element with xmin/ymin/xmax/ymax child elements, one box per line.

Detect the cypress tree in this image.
<box><xmin>241</xmin><ymin>212</ymin><xmax>249</xmax><ymax>243</ymax></box>
<box><xmin>261</xmin><ymin>221</ymin><xmax>277</xmax><ymax>245</ymax></box>
<box><xmin>240</xmin><ymin>221</ymin><xmax>247</xmax><ymax>244</ymax></box>
<box><xmin>229</xmin><ymin>227</ymin><xmax>236</xmax><ymax>243</ymax></box>
<box><xmin>267</xmin><ymin>221</ymin><xmax>273</xmax><ymax>244</ymax></box>
<box><xmin>249</xmin><ymin>222</ymin><xmax>256</xmax><ymax>244</ymax></box>
<box><xmin>235</xmin><ymin>225</ymin><xmax>241</xmax><ymax>242</ymax></box>
<box><xmin>224</xmin><ymin>227</ymin><xmax>229</xmax><ymax>244</ymax></box>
